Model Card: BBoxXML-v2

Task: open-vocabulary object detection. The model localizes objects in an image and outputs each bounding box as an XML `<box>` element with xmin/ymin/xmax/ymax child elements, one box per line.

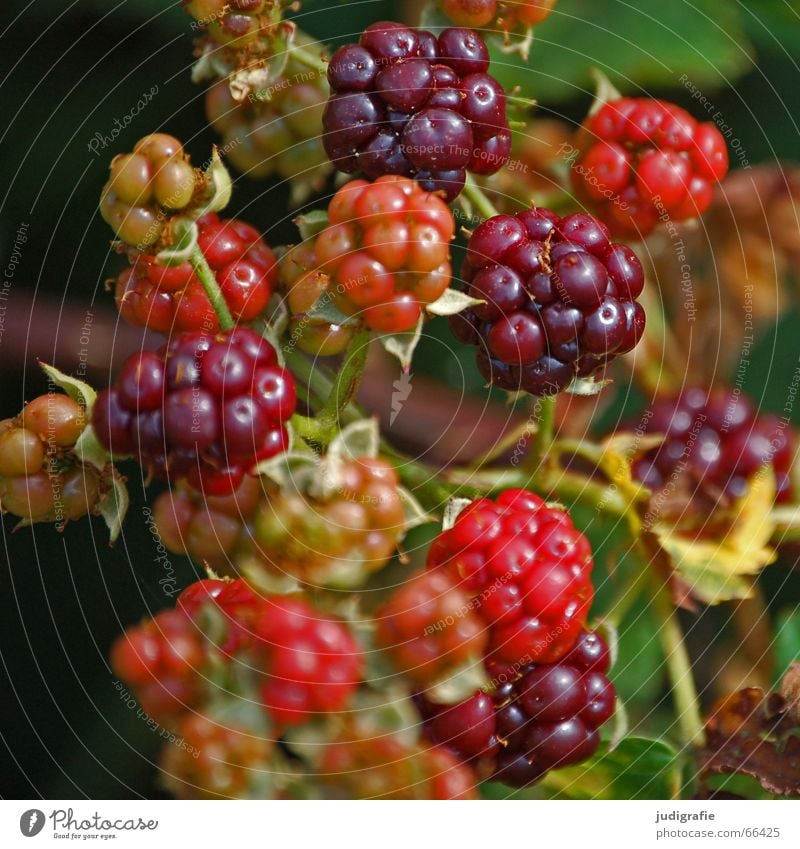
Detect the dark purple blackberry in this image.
<box><xmin>417</xmin><ymin>630</ymin><xmax>616</xmax><ymax>788</ymax></box>
<box><xmin>324</xmin><ymin>23</ymin><xmax>510</xmax><ymax>200</ymax></box>
<box><xmin>625</xmin><ymin>387</ymin><xmax>795</xmax><ymax>503</ymax></box>
<box><xmin>93</xmin><ymin>329</ymin><xmax>296</xmax><ymax>496</ymax></box>
<box><xmin>450</xmin><ymin>209</ymin><xmax>647</xmax><ymax>395</ymax></box>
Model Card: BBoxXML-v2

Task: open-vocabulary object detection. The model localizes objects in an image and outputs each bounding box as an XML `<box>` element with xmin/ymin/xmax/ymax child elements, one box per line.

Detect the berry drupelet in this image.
<box><xmin>450</xmin><ymin>208</ymin><xmax>646</xmax><ymax>395</ymax></box>
<box><xmin>116</xmin><ymin>214</ymin><xmax>277</xmax><ymax>333</ymax></box>
<box><xmin>573</xmin><ymin>97</ymin><xmax>729</xmax><ymax>237</ymax></box>
<box><xmin>182</xmin><ymin>0</ymin><xmax>270</xmax><ymax>46</ymax></box>
<box><xmin>92</xmin><ymin>328</ymin><xmax>295</xmax><ymax>495</ymax></box>
<box><xmin>629</xmin><ymin>387</ymin><xmax>795</xmax><ymax>503</ymax></box>
<box><xmin>441</xmin><ymin>0</ymin><xmax>557</xmax><ymax>31</ymax></box>
<box><xmin>283</xmin><ymin>175</ymin><xmax>455</xmax><ymax>337</ymax></box>
<box><xmin>324</xmin><ymin>23</ymin><xmax>511</xmax><ymax>200</ymax></box>
<box><xmin>418</xmin><ymin>629</ymin><xmax>616</xmax><ymax>787</ymax></box>
<box><xmin>427</xmin><ymin>489</ymin><xmax>594</xmax><ymax>669</ymax></box>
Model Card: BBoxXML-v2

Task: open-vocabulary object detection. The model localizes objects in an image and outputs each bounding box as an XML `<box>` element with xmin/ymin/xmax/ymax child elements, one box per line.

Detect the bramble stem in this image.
<box><xmin>531</xmin><ymin>395</ymin><xmax>556</xmax><ymax>468</ymax></box>
<box><xmin>649</xmin><ymin>571</ymin><xmax>705</xmax><ymax>748</ymax></box>
<box><xmin>462</xmin><ymin>174</ymin><xmax>500</xmax><ymax>220</ymax></box>
<box><xmin>190</xmin><ymin>245</ymin><xmax>234</xmax><ymax>331</ymax></box>
<box><xmin>319</xmin><ymin>327</ymin><xmax>372</xmax><ymax>432</ymax></box>
<box><xmin>291</xmin><ymin>45</ymin><xmax>328</xmax><ymax>77</ymax></box>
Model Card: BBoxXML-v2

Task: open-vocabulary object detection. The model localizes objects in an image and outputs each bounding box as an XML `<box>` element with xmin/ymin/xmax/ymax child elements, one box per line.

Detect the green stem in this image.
<box><xmin>649</xmin><ymin>570</ymin><xmax>705</xmax><ymax>748</ymax></box>
<box><xmin>530</xmin><ymin>395</ymin><xmax>556</xmax><ymax>470</ymax></box>
<box><xmin>292</xmin><ymin>45</ymin><xmax>328</xmax><ymax>77</ymax></box>
<box><xmin>319</xmin><ymin>327</ymin><xmax>372</xmax><ymax>432</ymax></box>
<box><xmin>290</xmin><ymin>413</ymin><xmax>331</xmax><ymax>444</ymax></box>
<box><xmin>462</xmin><ymin>174</ymin><xmax>500</xmax><ymax>220</ymax></box>
<box><xmin>190</xmin><ymin>244</ymin><xmax>234</xmax><ymax>331</ymax></box>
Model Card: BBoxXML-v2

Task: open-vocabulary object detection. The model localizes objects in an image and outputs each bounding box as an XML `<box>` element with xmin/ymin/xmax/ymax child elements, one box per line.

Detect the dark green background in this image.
<box><xmin>1</xmin><ymin>0</ymin><xmax>799</xmax><ymax>797</ymax></box>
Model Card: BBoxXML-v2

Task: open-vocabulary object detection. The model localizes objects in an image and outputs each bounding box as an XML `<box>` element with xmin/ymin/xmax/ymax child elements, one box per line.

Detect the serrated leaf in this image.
<box><xmin>442</xmin><ymin>497</ymin><xmax>473</xmax><ymax>531</ymax></box>
<box><xmin>380</xmin><ymin>314</ymin><xmax>424</xmax><ymax>371</ymax></box>
<box><xmin>155</xmin><ymin>217</ymin><xmax>198</xmax><ymax>266</ymax></box>
<box><xmin>295</xmin><ymin>209</ymin><xmax>330</xmax><ymax>241</ymax></box>
<box><xmin>73</xmin><ymin>425</ymin><xmax>110</xmax><ymax>472</ymax></box>
<box><xmin>98</xmin><ymin>472</ymin><xmax>129</xmax><ymax>544</ymax></box>
<box><xmin>38</xmin><ymin>362</ymin><xmax>97</xmax><ymax>413</ymax></box>
<box><xmin>397</xmin><ymin>486</ymin><xmax>435</xmax><ymax>531</ymax></box>
<box><xmin>425</xmin><ymin>287</ymin><xmax>485</xmax><ymax>317</ymax></box>
<box><xmin>535</xmin><ymin>738</ymin><xmax>681</xmax><ymax>800</ymax></box>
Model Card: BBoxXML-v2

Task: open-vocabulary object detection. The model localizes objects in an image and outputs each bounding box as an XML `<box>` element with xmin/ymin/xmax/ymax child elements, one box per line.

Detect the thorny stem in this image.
<box><xmin>190</xmin><ymin>245</ymin><xmax>234</xmax><ymax>331</ymax></box>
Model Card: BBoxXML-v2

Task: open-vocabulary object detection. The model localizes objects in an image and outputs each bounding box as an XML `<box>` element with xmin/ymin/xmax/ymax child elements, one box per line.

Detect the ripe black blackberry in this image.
<box><xmin>324</xmin><ymin>22</ymin><xmax>511</xmax><ymax>200</ymax></box>
<box><xmin>450</xmin><ymin>209</ymin><xmax>646</xmax><ymax>395</ymax></box>
<box><xmin>418</xmin><ymin>630</ymin><xmax>616</xmax><ymax>788</ymax></box>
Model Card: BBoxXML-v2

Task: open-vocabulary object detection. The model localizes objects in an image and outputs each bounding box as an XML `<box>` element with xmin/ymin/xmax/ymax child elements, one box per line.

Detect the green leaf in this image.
<box><xmin>380</xmin><ymin>314</ymin><xmax>424</xmax><ymax>371</ymax></box>
<box><xmin>295</xmin><ymin>209</ymin><xmax>330</xmax><ymax>242</ymax></box>
<box><xmin>489</xmin><ymin>0</ymin><xmax>754</xmax><ymax>104</ymax></box>
<box><xmin>97</xmin><ymin>472</ymin><xmax>129</xmax><ymax>544</ymax></box>
<box><xmin>73</xmin><ymin>425</ymin><xmax>110</xmax><ymax>473</ymax></box>
<box><xmin>774</xmin><ymin>608</ymin><xmax>800</xmax><ymax>686</ymax></box>
<box><xmin>534</xmin><ymin>738</ymin><xmax>681</xmax><ymax>799</ymax></box>
<box><xmin>38</xmin><ymin>362</ymin><xmax>97</xmax><ymax>414</ymax></box>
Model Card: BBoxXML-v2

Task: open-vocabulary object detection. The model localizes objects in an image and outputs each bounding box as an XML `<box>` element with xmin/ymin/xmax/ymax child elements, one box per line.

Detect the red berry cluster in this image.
<box><xmin>441</xmin><ymin>0</ymin><xmax>557</xmax><ymax>31</ymax></box>
<box><xmin>115</xmin><ymin>213</ymin><xmax>277</xmax><ymax>333</ymax></box>
<box><xmin>153</xmin><ymin>474</ymin><xmax>262</xmax><ymax>568</ymax></box>
<box><xmin>0</xmin><ymin>394</ymin><xmax>101</xmax><ymax>524</ymax></box>
<box><xmin>376</xmin><ymin>569</ymin><xmax>487</xmax><ymax>686</ymax></box>
<box><xmin>320</xmin><ymin>734</ymin><xmax>478</xmax><ymax>799</ymax></box>
<box><xmin>287</xmin><ymin>175</ymin><xmax>455</xmax><ymax>334</ymax></box>
<box><xmin>324</xmin><ymin>23</ymin><xmax>510</xmax><ymax>200</ymax></box>
<box><xmin>112</xmin><ymin>578</ymin><xmax>364</xmax><ymax>730</ymax></box>
<box><xmin>629</xmin><ymin>387</ymin><xmax>794</xmax><ymax>503</ymax></box>
<box><xmin>573</xmin><ymin>97</ymin><xmax>729</xmax><ymax>237</ymax></box>
<box><xmin>450</xmin><ymin>208</ymin><xmax>646</xmax><ymax>395</ymax></box>
<box><xmin>427</xmin><ymin>489</ymin><xmax>594</xmax><ymax>670</ymax></box>
<box><xmin>92</xmin><ymin>328</ymin><xmax>296</xmax><ymax>495</ymax></box>
<box><xmin>417</xmin><ymin>630</ymin><xmax>615</xmax><ymax>787</ymax></box>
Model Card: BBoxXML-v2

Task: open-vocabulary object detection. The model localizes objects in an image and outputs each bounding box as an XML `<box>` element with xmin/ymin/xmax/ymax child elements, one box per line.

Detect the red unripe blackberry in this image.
<box><xmin>375</xmin><ymin>569</ymin><xmax>488</xmax><ymax>686</ymax></box>
<box><xmin>427</xmin><ymin>489</ymin><xmax>594</xmax><ymax>668</ymax></box>
<box><xmin>627</xmin><ymin>386</ymin><xmax>795</xmax><ymax>504</ymax></box>
<box><xmin>573</xmin><ymin>97</ymin><xmax>729</xmax><ymax>237</ymax></box>
<box><xmin>450</xmin><ymin>207</ymin><xmax>646</xmax><ymax>394</ymax></box>
<box><xmin>324</xmin><ymin>24</ymin><xmax>510</xmax><ymax>200</ymax></box>
<box><xmin>115</xmin><ymin>214</ymin><xmax>277</xmax><ymax>333</ymax></box>
<box><xmin>284</xmin><ymin>175</ymin><xmax>454</xmax><ymax>336</ymax></box>
<box><xmin>418</xmin><ymin>629</ymin><xmax>615</xmax><ymax>787</ymax></box>
<box><xmin>92</xmin><ymin>328</ymin><xmax>295</xmax><ymax>495</ymax></box>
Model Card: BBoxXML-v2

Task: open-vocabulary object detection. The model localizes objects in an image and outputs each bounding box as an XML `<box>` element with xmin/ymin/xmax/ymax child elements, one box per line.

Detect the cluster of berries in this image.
<box><xmin>153</xmin><ymin>474</ymin><xmax>261</xmax><ymax>568</ymax></box>
<box><xmin>112</xmin><ymin>577</ymin><xmax>364</xmax><ymax>730</ymax></box>
<box><xmin>440</xmin><ymin>0</ymin><xmax>557</xmax><ymax>31</ymax></box>
<box><xmin>628</xmin><ymin>387</ymin><xmax>794</xmax><ymax>504</ymax></box>
<box><xmin>282</xmin><ymin>175</ymin><xmax>455</xmax><ymax>340</ymax></box>
<box><xmin>573</xmin><ymin>97</ymin><xmax>729</xmax><ymax>237</ymax></box>
<box><xmin>450</xmin><ymin>208</ymin><xmax>646</xmax><ymax>395</ymax></box>
<box><xmin>204</xmin><ymin>35</ymin><xmax>333</xmax><ymax>204</ymax></box>
<box><xmin>100</xmin><ymin>134</ymin><xmax>198</xmax><ymax>249</ymax></box>
<box><xmin>417</xmin><ymin>629</ymin><xmax>615</xmax><ymax>787</ymax></box>
<box><xmin>324</xmin><ymin>23</ymin><xmax>510</xmax><ymax>200</ymax></box>
<box><xmin>92</xmin><ymin>328</ymin><xmax>296</xmax><ymax>495</ymax></box>
<box><xmin>252</xmin><ymin>456</ymin><xmax>406</xmax><ymax>589</ymax></box>
<box><xmin>115</xmin><ymin>213</ymin><xmax>277</xmax><ymax>333</ymax></box>
<box><xmin>0</xmin><ymin>393</ymin><xmax>101</xmax><ymax>524</ymax></box>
